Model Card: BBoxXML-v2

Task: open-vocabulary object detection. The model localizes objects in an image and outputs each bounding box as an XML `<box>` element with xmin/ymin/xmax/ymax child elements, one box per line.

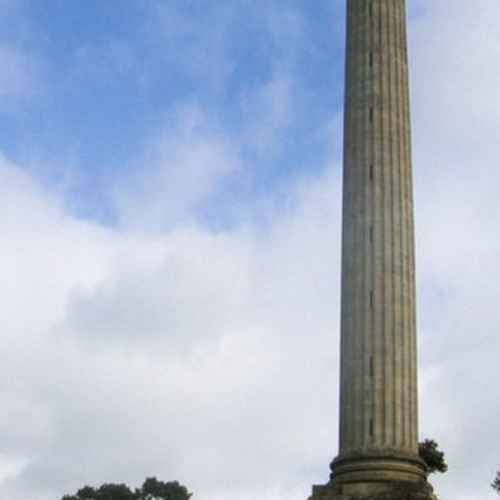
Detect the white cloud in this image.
<box><xmin>1</xmin><ymin>2</ymin><xmax>499</xmax><ymax>500</ymax></box>
<box><xmin>114</xmin><ymin>104</ymin><xmax>241</xmax><ymax>231</ymax></box>
<box><xmin>409</xmin><ymin>1</ymin><xmax>500</xmax><ymax>499</ymax></box>
<box><xmin>0</xmin><ymin>454</ymin><xmax>30</xmax><ymax>484</ymax></box>
<box><xmin>0</xmin><ymin>146</ymin><xmax>343</xmax><ymax>499</ymax></box>
<box><xmin>241</xmin><ymin>69</ymin><xmax>294</xmax><ymax>155</ymax></box>
<box><xmin>151</xmin><ymin>2</ymin><xmax>236</xmax><ymax>94</ymax></box>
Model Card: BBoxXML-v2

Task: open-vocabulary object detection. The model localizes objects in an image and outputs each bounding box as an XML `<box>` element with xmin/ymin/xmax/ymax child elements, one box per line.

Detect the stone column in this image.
<box><xmin>310</xmin><ymin>2</ymin><xmax>434</xmax><ymax>498</ymax></box>
<box><xmin>339</xmin><ymin>0</ymin><xmax>418</xmax><ymax>457</ymax></box>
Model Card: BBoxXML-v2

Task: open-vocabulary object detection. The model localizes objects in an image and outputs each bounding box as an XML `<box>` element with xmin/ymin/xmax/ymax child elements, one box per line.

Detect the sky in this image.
<box><xmin>0</xmin><ymin>1</ymin><xmax>499</xmax><ymax>499</ymax></box>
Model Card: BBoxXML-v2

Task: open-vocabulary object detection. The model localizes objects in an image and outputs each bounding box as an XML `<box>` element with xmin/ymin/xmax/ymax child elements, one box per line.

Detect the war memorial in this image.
<box><xmin>308</xmin><ymin>2</ymin><xmax>437</xmax><ymax>499</ymax></box>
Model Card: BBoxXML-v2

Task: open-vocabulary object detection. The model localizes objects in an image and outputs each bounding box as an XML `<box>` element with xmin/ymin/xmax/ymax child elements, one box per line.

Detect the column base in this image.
<box><xmin>308</xmin><ymin>450</ymin><xmax>436</xmax><ymax>500</ymax></box>
<box><xmin>308</xmin><ymin>480</ymin><xmax>436</xmax><ymax>500</ymax></box>
<box><xmin>330</xmin><ymin>449</ymin><xmax>427</xmax><ymax>484</ymax></box>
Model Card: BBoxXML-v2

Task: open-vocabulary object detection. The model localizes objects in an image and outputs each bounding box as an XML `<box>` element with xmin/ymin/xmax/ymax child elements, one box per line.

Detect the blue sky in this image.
<box><xmin>1</xmin><ymin>0</ymin><xmax>345</xmax><ymax>226</ymax></box>
<box><xmin>1</xmin><ymin>2</ymin><xmax>500</xmax><ymax>500</ymax></box>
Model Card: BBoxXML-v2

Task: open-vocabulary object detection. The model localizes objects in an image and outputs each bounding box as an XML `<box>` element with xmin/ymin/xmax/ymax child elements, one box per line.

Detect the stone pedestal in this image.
<box><xmin>330</xmin><ymin>449</ymin><xmax>426</xmax><ymax>485</ymax></box>
<box><xmin>308</xmin><ymin>449</ymin><xmax>436</xmax><ymax>500</ymax></box>
<box><xmin>309</xmin><ymin>479</ymin><xmax>436</xmax><ymax>500</ymax></box>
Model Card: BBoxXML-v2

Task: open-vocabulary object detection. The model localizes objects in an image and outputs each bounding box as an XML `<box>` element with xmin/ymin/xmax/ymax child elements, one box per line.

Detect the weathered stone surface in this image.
<box><xmin>338</xmin><ymin>0</ymin><xmax>418</xmax><ymax>462</ymax></box>
<box><xmin>309</xmin><ymin>480</ymin><xmax>437</xmax><ymax>500</ymax></box>
<box><xmin>308</xmin><ymin>0</ymin><xmax>437</xmax><ymax>498</ymax></box>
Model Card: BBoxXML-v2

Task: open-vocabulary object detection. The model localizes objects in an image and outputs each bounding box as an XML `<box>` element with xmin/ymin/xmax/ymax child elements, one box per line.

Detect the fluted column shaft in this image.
<box><xmin>338</xmin><ymin>0</ymin><xmax>418</xmax><ymax>458</ymax></box>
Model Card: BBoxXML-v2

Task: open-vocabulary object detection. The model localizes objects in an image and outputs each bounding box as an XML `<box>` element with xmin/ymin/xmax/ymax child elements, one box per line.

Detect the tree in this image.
<box><xmin>139</xmin><ymin>477</ymin><xmax>192</xmax><ymax>500</ymax></box>
<box><xmin>418</xmin><ymin>439</ymin><xmax>448</xmax><ymax>475</ymax></box>
<box><xmin>62</xmin><ymin>478</ymin><xmax>191</xmax><ymax>500</ymax></box>
<box><xmin>62</xmin><ymin>483</ymin><xmax>137</xmax><ymax>500</ymax></box>
<box><xmin>492</xmin><ymin>470</ymin><xmax>500</xmax><ymax>494</ymax></box>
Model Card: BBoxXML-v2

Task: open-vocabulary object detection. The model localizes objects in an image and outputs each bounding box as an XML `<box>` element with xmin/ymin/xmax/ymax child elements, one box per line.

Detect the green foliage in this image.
<box><xmin>61</xmin><ymin>477</ymin><xmax>191</xmax><ymax>500</ymax></box>
<box><xmin>140</xmin><ymin>477</ymin><xmax>192</xmax><ymax>500</ymax></box>
<box><xmin>492</xmin><ymin>470</ymin><xmax>500</xmax><ymax>494</ymax></box>
<box><xmin>61</xmin><ymin>485</ymin><xmax>95</xmax><ymax>500</ymax></box>
<box><xmin>418</xmin><ymin>439</ymin><xmax>448</xmax><ymax>475</ymax></box>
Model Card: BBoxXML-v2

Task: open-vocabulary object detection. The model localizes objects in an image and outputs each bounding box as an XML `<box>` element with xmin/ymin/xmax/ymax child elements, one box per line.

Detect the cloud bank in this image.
<box><xmin>1</xmin><ymin>2</ymin><xmax>499</xmax><ymax>500</ymax></box>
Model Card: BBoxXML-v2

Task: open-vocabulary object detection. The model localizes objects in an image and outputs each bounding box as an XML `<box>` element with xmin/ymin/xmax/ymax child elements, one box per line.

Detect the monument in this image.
<box><xmin>309</xmin><ymin>1</ymin><xmax>436</xmax><ymax>499</ymax></box>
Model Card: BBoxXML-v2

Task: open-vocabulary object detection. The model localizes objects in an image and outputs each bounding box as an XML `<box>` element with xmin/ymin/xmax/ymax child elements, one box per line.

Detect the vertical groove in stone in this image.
<box><xmin>395</xmin><ymin>0</ymin><xmax>406</xmax><ymax>449</ymax></box>
<box><xmin>391</xmin><ymin>0</ymin><xmax>399</xmax><ymax>449</ymax></box>
<box><xmin>373</xmin><ymin>0</ymin><xmax>381</xmax><ymax>448</ymax></box>
<box><xmin>403</xmin><ymin>0</ymin><xmax>413</xmax><ymax>450</ymax></box>
<box><xmin>387</xmin><ymin>0</ymin><xmax>396</xmax><ymax>449</ymax></box>
<box><xmin>340</xmin><ymin>0</ymin><xmax>355</xmax><ymax>453</ymax></box>
<box><xmin>381</xmin><ymin>0</ymin><xmax>389</xmax><ymax>448</ymax></box>
<box><xmin>359</xmin><ymin>5</ymin><xmax>368</xmax><ymax>448</ymax></box>
<box><xmin>373</xmin><ymin>0</ymin><xmax>382</xmax><ymax>447</ymax></box>
<box><xmin>383</xmin><ymin>0</ymin><xmax>393</xmax><ymax>448</ymax></box>
<box><xmin>405</xmin><ymin>0</ymin><xmax>418</xmax><ymax>450</ymax></box>
<box><xmin>360</xmin><ymin>0</ymin><xmax>368</xmax><ymax>446</ymax></box>
<box><xmin>402</xmin><ymin>0</ymin><xmax>418</xmax><ymax>451</ymax></box>
<box><xmin>351</xmin><ymin>3</ymin><xmax>359</xmax><ymax>450</ymax></box>
<box><xmin>363</xmin><ymin>0</ymin><xmax>371</xmax><ymax>448</ymax></box>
